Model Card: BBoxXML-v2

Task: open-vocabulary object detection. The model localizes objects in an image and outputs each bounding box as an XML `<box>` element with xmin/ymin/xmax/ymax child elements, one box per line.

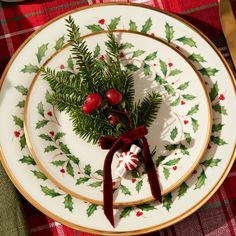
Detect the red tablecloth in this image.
<box><xmin>0</xmin><ymin>0</ymin><xmax>236</xmax><ymax>235</ymax></box>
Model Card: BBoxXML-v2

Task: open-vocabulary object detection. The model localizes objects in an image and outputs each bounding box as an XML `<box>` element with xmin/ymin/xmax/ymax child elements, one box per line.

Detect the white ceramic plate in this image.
<box><xmin>0</xmin><ymin>4</ymin><xmax>235</xmax><ymax>235</ymax></box>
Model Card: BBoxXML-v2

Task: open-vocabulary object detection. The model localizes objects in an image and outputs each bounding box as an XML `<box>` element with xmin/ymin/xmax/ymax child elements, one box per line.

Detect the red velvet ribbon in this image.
<box><xmin>99</xmin><ymin>125</ymin><xmax>161</xmax><ymax>227</ymax></box>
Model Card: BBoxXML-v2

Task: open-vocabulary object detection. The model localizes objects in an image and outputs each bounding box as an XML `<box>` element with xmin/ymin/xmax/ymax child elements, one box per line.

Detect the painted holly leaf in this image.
<box><xmin>31</xmin><ymin>170</ymin><xmax>47</xmax><ymax>180</ymax></box>
<box><xmin>177</xmin><ymin>81</ymin><xmax>189</xmax><ymax>90</ymax></box>
<box><xmin>169</xmin><ymin>69</ymin><xmax>182</xmax><ymax>76</ymax></box>
<box><xmin>120</xmin><ymin>207</ymin><xmax>133</xmax><ymax>218</ymax></box>
<box><xmin>191</xmin><ymin>118</ymin><xmax>199</xmax><ymax>133</ymax></box>
<box><xmin>163</xmin><ymin>167</ymin><xmax>170</xmax><ymax>179</ymax></box>
<box><xmin>180</xmin><ymin>144</ymin><xmax>189</xmax><ymax>155</ymax></box>
<box><xmin>37</xmin><ymin>102</ymin><xmax>45</xmax><ymax>117</ymax></box>
<box><xmin>178</xmin><ymin>182</ymin><xmax>188</xmax><ymax>198</ymax></box>
<box><xmin>16</xmin><ymin>101</ymin><xmax>25</xmax><ymax>108</ymax></box>
<box><xmin>54</xmin><ymin>35</ymin><xmax>65</xmax><ymax>51</ymax></box>
<box><xmin>13</xmin><ymin>115</ymin><xmax>23</xmax><ymax>128</ymax></box>
<box><xmin>182</xmin><ymin>94</ymin><xmax>196</xmax><ymax>100</ymax></box>
<box><xmin>76</xmin><ymin>177</ymin><xmax>90</xmax><ymax>185</ymax></box>
<box><xmin>129</xmin><ymin>20</ymin><xmax>138</xmax><ymax>31</ymax></box>
<box><xmin>188</xmin><ymin>53</ymin><xmax>206</xmax><ymax>62</ymax></box>
<box><xmin>54</xmin><ymin>132</ymin><xmax>65</xmax><ymax>141</ymax></box>
<box><xmin>44</xmin><ymin>145</ymin><xmax>57</xmax><ymax>153</ymax></box>
<box><xmin>89</xmin><ymin>181</ymin><xmax>102</xmax><ymax>188</ymax></box>
<box><xmin>86</xmin><ymin>24</ymin><xmax>103</xmax><ymax>32</ymax></box>
<box><xmin>199</xmin><ymin>67</ymin><xmax>219</xmax><ymax>77</ymax></box>
<box><xmin>36</xmin><ymin>43</ymin><xmax>49</xmax><ymax>64</ymax></box>
<box><xmin>64</xmin><ymin>194</ymin><xmax>73</xmax><ymax>212</ymax></box>
<box><xmin>209</xmin><ymin>82</ymin><xmax>219</xmax><ymax>102</ymax></box>
<box><xmin>131</xmin><ymin>170</ymin><xmax>139</xmax><ymax>178</ymax></box>
<box><xmin>176</xmin><ymin>37</ymin><xmax>196</xmax><ymax>47</ymax></box>
<box><xmin>68</xmin><ymin>155</ymin><xmax>80</xmax><ymax>165</ymax></box>
<box><xmin>21</xmin><ymin>64</ymin><xmax>39</xmax><ymax>73</ymax></box>
<box><xmin>163</xmin><ymin>158</ymin><xmax>180</xmax><ymax>166</ymax></box>
<box><xmin>144</xmin><ymin>51</ymin><xmax>157</xmax><ymax>61</ymax></box>
<box><xmin>40</xmin><ymin>185</ymin><xmax>61</xmax><ymax>197</ymax></box>
<box><xmin>108</xmin><ymin>17</ymin><xmax>121</xmax><ymax>30</ymax></box>
<box><xmin>45</xmin><ymin>90</ymin><xmax>53</xmax><ymax>104</ymax></box>
<box><xmin>67</xmin><ymin>56</ymin><xmax>74</xmax><ymax>70</ymax></box>
<box><xmin>187</xmin><ymin>104</ymin><xmax>199</xmax><ymax>116</ymax></box>
<box><xmin>170</xmin><ymin>126</ymin><xmax>178</xmax><ymax>141</ymax></box>
<box><xmin>163</xmin><ymin>193</ymin><xmax>173</xmax><ymax>211</ymax></box>
<box><xmin>141</xmin><ymin>17</ymin><xmax>152</xmax><ymax>33</ymax></box>
<box><xmin>119</xmin><ymin>42</ymin><xmax>134</xmax><ymax>50</ymax></box>
<box><xmin>144</xmin><ymin>63</ymin><xmax>152</xmax><ymax>76</ymax></box>
<box><xmin>120</xmin><ymin>184</ymin><xmax>131</xmax><ymax>195</ymax></box>
<box><xmin>95</xmin><ymin>169</ymin><xmax>103</xmax><ymax>176</ymax></box>
<box><xmin>159</xmin><ymin>59</ymin><xmax>167</xmax><ymax>76</ymax></box>
<box><xmin>66</xmin><ymin>162</ymin><xmax>74</xmax><ymax>177</ymax></box>
<box><xmin>155</xmin><ymin>75</ymin><xmax>167</xmax><ymax>85</ymax></box>
<box><xmin>86</xmin><ymin>204</ymin><xmax>98</xmax><ymax>217</ymax></box>
<box><xmin>170</xmin><ymin>96</ymin><xmax>180</xmax><ymax>106</ymax></box>
<box><xmin>155</xmin><ymin>155</ymin><xmax>166</xmax><ymax>167</ymax></box>
<box><xmin>184</xmin><ymin>132</ymin><xmax>192</xmax><ymax>144</ymax></box>
<box><xmin>19</xmin><ymin>155</ymin><xmax>36</xmax><ymax>165</ymax></box>
<box><xmin>210</xmin><ymin>136</ymin><xmax>227</xmax><ymax>145</ymax></box>
<box><xmin>201</xmin><ymin>158</ymin><xmax>221</xmax><ymax>167</ymax></box>
<box><xmin>137</xmin><ymin>203</ymin><xmax>156</xmax><ymax>211</ymax></box>
<box><xmin>15</xmin><ymin>85</ymin><xmax>28</xmax><ymax>96</ymax></box>
<box><xmin>212</xmin><ymin>103</ymin><xmax>228</xmax><ymax>115</ymax></box>
<box><xmin>165</xmin><ymin>22</ymin><xmax>174</xmax><ymax>42</ymax></box>
<box><xmin>194</xmin><ymin>170</ymin><xmax>206</xmax><ymax>189</ymax></box>
<box><xmin>165</xmin><ymin>143</ymin><xmax>178</xmax><ymax>151</ymax></box>
<box><xmin>58</xmin><ymin>142</ymin><xmax>70</xmax><ymax>154</ymax></box>
<box><xmin>126</xmin><ymin>63</ymin><xmax>139</xmax><ymax>72</ymax></box>
<box><xmin>164</xmin><ymin>84</ymin><xmax>176</xmax><ymax>96</ymax></box>
<box><xmin>51</xmin><ymin>160</ymin><xmax>65</xmax><ymax>166</ymax></box>
<box><xmin>36</xmin><ymin>120</ymin><xmax>49</xmax><ymax>129</ymax></box>
<box><xmin>84</xmin><ymin>164</ymin><xmax>91</xmax><ymax>176</ymax></box>
<box><xmin>135</xmin><ymin>180</ymin><xmax>143</xmax><ymax>193</ymax></box>
<box><xmin>212</xmin><ymin>123</ymin><xmax>224</xmax><ymax>132</ymax></box>
<box><xmin>20</xmin><ymin>134</ymin><xmax>26</xmax><ymax>150</ymax></box>
<box><xmin>133</xmin><ymin>50</ymin><xmax>145</xmax><ymax>58</ymax></box>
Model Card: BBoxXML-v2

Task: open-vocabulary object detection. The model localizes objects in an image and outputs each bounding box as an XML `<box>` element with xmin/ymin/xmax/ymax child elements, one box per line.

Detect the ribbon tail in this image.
<box><xmin>141</xmin><ymin>136</ymin><xmax>162</xmax><ymax>202</ymax></box>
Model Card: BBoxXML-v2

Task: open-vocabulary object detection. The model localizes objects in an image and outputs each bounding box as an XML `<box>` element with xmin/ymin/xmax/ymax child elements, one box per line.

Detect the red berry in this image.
<box><xmin>168</xmin><ymin>62</ymin><xmax>173</xmax><ymax>67</ymax></box>
<box><xmin>119</xmin><ymin>52</ymin><xmax>125</xmax><ymax>58</ymax></box>
<box><xmin>98</xmin><ymin>19</ymin><xmax>105</xmax><ymax>25</ymax></box>
<box><xmin>131</xmin><ymin>178</ymin><xmax>136</xmax><ymax>183</ymax></box>
<box><xmin>47</xmin><ymin>111</ymin><xmax>53</xmax><ymax>117</ymax></box>
<box><xmin>85</xmin><ymin>93</ymin><xmax>102</xmax><ymax>108</ymax></box>
<box><xmin>108</xmin><ymin>113</ymin><xmax>120</xmax><ymax>125</ymax></box>
<box><xmin>184</xmin><ymin>120</ymin><xmax>189</xmax><ymax>125</ymax></box>
<box><xmin>151</xmin><ymin>33</ymin><xmax>155</xmax><ymax>36</ymax></box>
<box><xmin>60</xmin><ymin>168</ymin><xmax>65</xmax><ymax>173</ymax></box>
<box><xmin>136</xmin><ymin>211</ymin><xmax>143</xmax><ymax>217</ymax></box>
<box><xmin>99</xmin><ymin>55</ymin><xmax>105</xmax><ymax>61</ymax></box>
<box><xmin>14</xmin><ymin>131</ymin><xmax>20</xmax><ymax>138</ymax></box>
<box><xmin>106</xmin><ymin>88</ymin><xmax>122</xmax><ymax>105</ymax></box>
<box><xmin>60</xmin><ymin>64</ymin><xmax>65</xmax><ymax>70</ymax></box>
<box><xmin>173</xmin><ymin>166</ymin><xmax>177</xmax><ymax>170</ymax></box>
<box><xmin>82</xmin><ymin>103</ymin><xmax>94</xmax><ymax>114</ymax></box>
<box><xmin>219</xmin><ymin>94</ymin><xmax>225</xmax><ymax>100</ymax></box>
<box><xmin>49</xmin><ymin>131</ymin><xmax>55</xmax><ymax>136</ymax></box>
<box><xmin>181</xmin><ymin>100</ymin><xmax>185</xmax><ymax>105</ymax></box>
<box><xmin>207</xmin><ymin>144</ymin><xmax>211</xmax><ymax>149</ymax></box>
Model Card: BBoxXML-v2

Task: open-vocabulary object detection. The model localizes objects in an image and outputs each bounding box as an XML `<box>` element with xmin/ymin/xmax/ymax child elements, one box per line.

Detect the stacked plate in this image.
<box><xmin>0</xmin><ymin>4</ymin><xmax>235</xmax><ymax>235</ymax></box>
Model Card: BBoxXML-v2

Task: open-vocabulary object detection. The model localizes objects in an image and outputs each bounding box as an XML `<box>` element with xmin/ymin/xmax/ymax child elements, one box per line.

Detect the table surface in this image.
<box><xmin>0</xmin><ymin>0</ymin><xmax>236</xmax><ymax>235</ymax></box>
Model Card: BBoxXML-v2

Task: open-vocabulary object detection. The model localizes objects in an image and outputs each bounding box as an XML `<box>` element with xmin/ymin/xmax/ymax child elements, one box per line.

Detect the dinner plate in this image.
<box><xmin>0</xmin><ymin>3</ymin><xmax>235</xmax><ymax>235</ymax></box>
<box><xmin>24</xmin><ymin>31</ymin><xmax>211</xmax><ymax>206</ymax></box>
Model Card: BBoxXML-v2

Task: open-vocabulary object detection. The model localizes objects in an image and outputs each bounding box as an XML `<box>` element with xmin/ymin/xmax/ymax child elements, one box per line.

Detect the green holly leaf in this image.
<box><xmin>212</xmin><ymin>123</ymin><xmax>224</xmax><ymax>132</ymax></box>
<box><xmin>64</xmin><ymin>194</ymin><xmax>73</xmax><ymax>212</ymax></box>
<box><xmin>37</xmin><ymin>102</ymin><xmax>45</xmax><ymax>117</ymax></box>
<box><xmin>187</xmin><ymin>104</ymin><xmax>199</xmax><ymax>116</ymax></box>
<box><xmin>155</xmin><ymin>75</ymin><xmax>167</xmax><ymax>85</ymax></box>
<box><xmin>184</xmin><ymin>132</ymin><xmax>192</xmax><ymax>144</ymax></box>
<box><xmin>95</xmin><ymin>169</ymin><xmax>103</xmax><ymax>176</ymax></box>
<box><xmin>126</xmin><ymin>63</ymin><xmax>139</xmax><ymax>72</ymax></box>
<box><xmin>76</xmin><ymin>177</ymin><xmax>90</xmax><ymax>185</ymax></box>
<box><xmin>165</xmin><ymin>144</ymin><xmax>178</xmax><ymax>151</ymax></box>
<box><xmin>170</xmin><ymin>96</ymin><xmax>180</xmax><ymax>107</ymax></box>
<box><xmin>54</xmin><ymin>132</ymin><xmax>65</xmax><ymax>141</ymax></box>
<box><xmin>194</xmin><ymin>170</ymin><xmax>206</xmax><ymax>189</ymax></box>
<box><xmin>201</xmin><ymin>158</ymin><xmax>221</xmax><ymax>167</ymax></box>
<box><xmin>119</xmin><ymin>42</ymin><xmax>134</xmax><ymax>50</ymax></box>
<box><xmin>180</xmin><ymin>144</ymin><xmax>189</xmax><ymax>155</ymax></box>
<box><xmin>44</xmin><ymin>145</ymin><xmax>57</xmax><ymax>153</ymax></box>
<box><xmin>68</xmin><ymin>155</ymin><xmax>80</xmax><ymax>165</ymax></box>
<box><xmin>159</xmin><ymin>59</ymin><xmax>167</xmax><ymax>76</ymax></box>
<box><xmin>15</xmin><ymin>85</ymin><xmax>28</xmax><ymax>96</ymax></box>
<box><xmin>120</xmin><ymin>184</ymin><xmax>131</xmax><ymax>195</ymax></box>
<box><xmin>54</xmin><ymin>35</ymin><xmax>65</xmax><ymax>50</ymax></box>
<box><xmin>177</xmin><ymin>82</ymin><xmax>189</xmax><ymax>90</ymax></box>
<box><xmin>169</xmin><ymin>69</ymin><xmax>182</xmax><ymax>76</ymax></box>
<box><xmin>19</xmin><ymin>155</ymin><xmax>36</xmax><ymax>165</ymax></box>
<box><xmin>21</xmin><ymin>64</ymin><xmax>39</xmax><ymax>73</ymax></box>
<box><xmin>51</xmin><ymin>160</ymin><xmax>65</xmax><ymax>166</ymax></box>
<box><xmin>210</xmin><ymin>136</ymin><xmax>227</xmax><ymax>145</ymax></box>
<box><xmin>36</xmin><ymin>120</ymin><xmax>49</xmax><ymax>129</ymax></box>
<box><xmin>58</xmin><ymin>142</ymin><xmax>70</xmax><ymax>154</ymax></box>
<box><xmin>129</xmin><ymin>20</ymin><xmax>138</xmax><ymax>31</ymax></box>
<box><xmin>170</xmin><ymin>126</ymin><xmax>178</xmax><ymax>141</ymax></box>
<box><xmin>40</xmin><ymin>185</ymin><xmax>61</xmax><ymax>197</ymax></box>
<box><xmin>163</xmin><ymin>193</ymin><xmax>173</xmax><ymax>211</ymax></box>
<box><xmin>120</xmin><ymin>207</ymin><xmax>133</xmax><ymax>218</ymax></box>
<box><xmin>188</xmin><ymin>53</ymin><xmax>206</xmax><ymax>62</ymax></box>
<box><xmin>66</xmin><ymin>162</ymin><xmax>74</xmax><ymax>177</ymax></box>
<box><xmin>16</xmin><ymin>101</ymin><xmax>25</xmax><ymax>108</ymax></box>
<box><xmin>212</xmin><ymin>103</ymin><xmax>228</xmax><ymax>115</ymax></box>
<box><xmin>86</xmin><ymin>24</ymin><xmax>103</xmax><ymax>32</ymax></box>
<box><xmin>89</xmin><ymin>181</ymin><xmax>102</xmax><ymax>188</ymax></box>
<box><xmin>165</xmin><ymin>22</ymin><xmax>174</xmax><ymax>42</ymax></box>
<box><xmin>155</xmin><ymin>155</ymin><xmax>166</xmax><ymax>167</ymax></box>
<box><xmin>36</xmin><ymin>43</ymin><xmax>49</xmax><ymax>64</ymax></box>
<box><xmin>199</xmin><ymin>67</ymin><xmax>219</xmax><ymax>77</ymax></box>
<box><xmin>164</xmin><ymin>84</ymin><xmax>176</xmax><ymax>96</ymax></box>
<box><xmin>176</xmin><ymin>37</ymin><xmax>196</xmax><ymax>47</ymax></box>
<box><xmin>133</xmin><ymin>50</ymin><xmax>145</xmax><ymax>58</ymax></box>
<box><xmin>163</xmin><ymin>167</ymin><xmax>170</xmax><ymax>179</ymax></box>
<box><xmin>137</xmin><ymin>203</ymin><xmax>156</xmax><ymax>211</ymax></box>
<box><xmin>191</xmin><ymin>118</ymin><xmax>199</xmax><ymax>133</ymax></box>
<box><xmin>20</xmin><ymin>134</ymin><xmax>26</xmax><ymax>150</ymax></box>
<box><xmin>141</xmin><ymin>17</ymin><xmax>152</xmax><ymax>33</ymax></box>
<box><xmin>31</xmin><ymin>170</ymin><xmax>47</xmax><ymax>180</ymax></box>
<box><xmin>45</xmin><ymin>90</ymin><xmax>53</xmax><ymax>104</ymax></box>
<box><xmin>67</xmin><ymin>56</ymin><xmax>74</xmax><ymax>70</ymax></box>
<box><xmin>209</xmin><ymin>82</ymin><xmax>219</xmax><ymax>101</ymax></box>
<box><xmin>84</xmin><ymin>164</ymin><xmax>91</xmax><ymax>176</ymax></box>
<box><xmin>163</xmin><ymin>158</ymin><xmax>180</xmax><ymax>166</ymax></box>
<box><xmin>144</xmin><ymin>51</ymin><xmax>158</xmax><ymax>61</ymax></box>
<box><xmin>135</xmin><ymin>180</ymin><xmax>143</xmax><ymax>193</ymax></box>
<box><xmin>13</xmin><ymin>115</ymin><xmax>23</xmax><ymax>128</ymax></box>
<box><xmin>108</xmin><ymin>16</ymin><xmax>121</xmax><ymax>30</ymax></box>
<box><xmin>86</xmin><ymin>204</ymin><xmax>97</xmax><ymax>217</ymax></box>
<box><xmin>182</xmin><ymin>94</ymin><xmax>196</xmax><ymax>100</ymax></box>
<box><xmin>144</xmin><ymin>63</ymin><xmax>152</xmax><ymax>76</ymax></box>
<box><xmin>92</xmin><ymin>44</ymin><xmax>101</xmax><ymax>58</ymax></box>
<box><xmin>178</xmin><ymin>182</ymin><xmax>188</xmax><ymax>198</ymax></box>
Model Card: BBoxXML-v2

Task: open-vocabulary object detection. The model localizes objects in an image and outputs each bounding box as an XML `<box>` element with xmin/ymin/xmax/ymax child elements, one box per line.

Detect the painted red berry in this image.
<box><xmin>153</xmin><ymin>64</ymin><xmax>157</xmax><ymax>66</ymax></box>
<box><xmin>60</xmin><ymin>168</ymin><xmax>65</xmax><ymax>173</ymax></box>
<box><xmin>119</xmin><ymin>52</ymin><xmax>125</xmax><ymax>58</ymax></box>
<box><xmin>99</xmin><ymin>55</ymin><xmax>105</xmax><ymax>61</ymax></box>
<box><xmin>136</xmin><ymin>211</ymin><xmax>143</xmax><ymax>217</ymax></box>
<box><xmin>219</xmin><ymin>94</ymin><xmax>225</xmax><ymax>100</ymax></box>
<box><xmin>85</xmin><ymin>93</ymin><xmax>102</xmax><ymax>109</ymax></box>
<box><xmin>14</xmin><ymin>131</ymin><xmax>20</xmax><ymax>138</ymax></box>
<box><xmin>108</xmin><ymin>113</ymin><xmax>120</xmax><ymax>125</ymax></box>
<box><xmin>98</xmin><ymin>19</ymin><xmax>105</xmax><ymax>25</ymax></box>
<box><xmin>181</xmin><ymin>100</ymin><xmax>186</xmax><ymax>105</ymax></box>
<box><xmin>184</xmin><ymin>120</ymin><xmax>189</xmax><ymax>125</ymax></box>
<box><xmin>47</xmin><ymin>111</ymin><xmax>53</xmax><ymax>117</ymax></box>
<box><xmin>207</xmin><ymin>144</ymin><xmax>211</xmax><ymax>149</ymax></box>
<box><xmin>60</xmin><ymin>64</ymin><xmax>65</xmax><ymax>70</ymax></box>
<box><xmin>176</xmin><ymin>46</ymin><xmax>180</xmax><ymax>50</ymax></box>
<box><xmin>106</xmin><ymin>88</ymin><xmax>122</xmax><ymax>105</ymax></box>
<box><xmin>49</xmin><ymin>131</ymin><xmax>55</xmax><ymax>136</ymax></box>
<box><xmin>173</xmin><ymin>166</ymin><xmax>177</xmax><ymax>170</ymax></box>
<box><xmin>131</xmin><ymin>178</ymin><xmax>136</xmax><ymax>183</ymax></box>
<box><xmin>205</xmin><ymin>81</ymin><xmax>208</xmax><ymax>85</ymax></box>
<box><xmin>168</xmin><ymin>62</ymin><xmax>173</xmax><ymax>67</ymax></box>
<box><xmin>151</xmin><ymin>33</ymin><xmax>155</xmax><ymax>36</ymax></box>
<box><xmin>82</xmin><ymin>103</ymin><xmax>94</xmax><ymax>114</ymax></box>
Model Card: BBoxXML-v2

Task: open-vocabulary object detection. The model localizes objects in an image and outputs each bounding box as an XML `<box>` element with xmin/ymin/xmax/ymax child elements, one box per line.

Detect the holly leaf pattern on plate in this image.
<box><xmin>188</xmin><ymin>53</ymin><xmax>206</xmax><ymax>62</ymax></box>
<box><xmin>20</xmin><ymin>134</ymin><xmax>26</xmax><ymax>150</ymax></box>
<box><xmin>144</xmin><ymin>63</ymin><xmax>151</xmax><ymax>76</ymax></box>
<box><xmin>66</xmin><ymin>161</ymin><xmax>74</xmax><ymax>177</ymax></box>
<box><xmin>13</xmin><ymin>115</ymin><xmax>23</xmax><ymax>128</ymax></box>
<box><xmin>15</xmin><ymin>85</ymin><xmax>28</xmax><ymax>96</ymax></box>
<box><xmin>163</xmin><ymin>167</ymin><xmax>170</xmax><ymax>179</ymax></box>
<box><xmin>86</xmin><ymin>204</ymin><xmax>98</xmax><ymax>217</ymax></box>
<box><xmin>19</xmin><ymin>155</ymin><xmax>36</xmax><ymax>165</ymax></box>
<box><xmin>86</xmin><ymin>24</ymin><xmax>103</xmax><ymax>32</ymax></box>
<box><xmin>155</xmin><ymin>155</ymin><xmax>166</xmax><ymax>167</ymax></box>
<box><xmin>191</xmin><ymin>118</ymin><xmax>199</xmax><ymax>133</ymax></box>
<box><xmin>120</xmin><ymin>184</ymin><xmax>131</xmax><ymax>195</ymax></box>
<box><xmin>169</xmin><ymin>69</ymin><xmax>182</xmax><ymax>76</ymax></box>
<box><xmin>201</xmin><ymin>158</ymin><xmax>221</xmax><ymax>167</ymax></box>
<box><xmin>44</xmin><ymin>145</ymin><xmax>57</xmax><ymax>153</ymax></box>
<box><xmin>141</xmin><ymin>17</ymin><xmax>152</xmax><ymax>33</ymax></box>
<box><xmin>209</xmin><ymin>82</ymin><xmax>219</xmax><ymax>102</ymax></box>
<box><xmin>182</xmin><ymin>94</ymin><xmax>196</xmax><ymax>100</ymax></box>
<box><xmin>212</xmin><ymin>123</ymin><xmax>224</xmax><ymax>132</ymax></box>
<box><xmin>38</xmin><ymin>133</ymin><xmax>52</xmax><ymax>141</ymax></box>
<box><xmin>159</xmin><ymin>59</ymin><xmax>167</xmax><ymax>76</ymax></box>
<box><xmin>54</xmin><ymin>132</ymin><xmax>65</xmax><ymax>141</ymax></box>
<box><xmin>135</xmin><ymin>180</ymin><xmax>143</xmax><ymax>193</ymax></box>
<box><xmin>21</xmin><ymin>64</ymin><xmax>39</xmax><ymax>73</ymax></box>
<box><xmin>16</xmin><ymin>101</ymin><xmax>25</xmax><ymax>108</ymax></box>
<box><xmin>108</xmin><ymin>16</ymin><xmax>121</xmax><ymax>30</ymax></box>
<box><xmin>31</xmin><ymin>170</ymin><xmax>47</xmax><ymax>180</ymax></box>
<box><xmin>120</xmin><ymin>207</ymin><xmax>133</xmax><ymax>218</ymax></box>
<box><xmin>119</xmin><ymin>42</ymin><xmax>134</xmax><ymax>50</ymax></box>
<box><xmin>54</xmin><ymin>35</ymin><xmax>65</xmax><ymax>51</ymax></box>
<box><xmin>132</xmin><ymin>50</ymin><xmax>145</xmax><ymax>58</ymax></box>
<box><xmin>177</xmin><ymin>82</ymin><xmax>189</xmax><ymax>90</ymax></box>
<box><xmin>76</xmin><ymin>177</ymin><xmax>90</xmax><ymax>185</ymax></box>
<box><xmin>187</xmin><ymin>104</ymin><xmax>199</xmax><ymax>116</ymax></box>
<box><xmin>126</xmin><ymin>63</ymin><xmax>139</xmax><ymax>72</ymax></box>
<box><xmin>163</xmin><ymin>158</ymin><xmax>180</xmax><ymax>166</ymax></box>
<box><xmin>40</xmin><ymin>185</ymin><xmax>61</xmax><ymax>197</ymax></box>
<box><xmin>170</xmin><ymin>126</ymin><xmax>178</xmax><ymax>141</ymax></box>
<box><xmin>129</xmin><ymin>20</ymin><xmax>138</xmax><ymax>31</ymax></box>
<box><xmin>170</xmin><ymin>96</ymin><xmax>180</xmax><ymax>106</ymax></box>
<box><xmin>163</xmin><ymin>193</ymin><xmax>173</xmax><ymax>211</ymax></box>
<box><xmin>36</xmin><ymin>43</ymin><xmax>49</xmax><ymax>64</ymax></box>
<box><xmin>184</xmin><ymin>132</ymin><xmax>192</xmax><ymax>144</ymax></box>
<box><xmin>176</xmin><ymin>36</ymin><xmax>196</xmax><ymax>47</ymax></box>
<box><xmin>178</xmin><ymin>182</ymin><xmax>188</xmax><ymax>198</ymax></box>
<box><xmin>37</xmin><ymin>102</ymin><xmax>45</xmax><ymax>117</ymax></box>
<box><xmin>199</xmin><ymin>67</ymin><xmax>219</xmax><ymax>77</ymax></box>
<box><xmin>194</xmin><ymin>170</ymin><xmax>206</xmax><ymax>189</ymax></box>
<box><xmin>67</xmin><ymin>56</ymin><xmax>74</xmax><ymax>70</ymax></box>
<box><xmin>212</xmin><ymin>103</ymin><xmax>228</xmax><ymax>115</ymax></box>
<box><xmin>210</xmin><ymin>136</ymin><xmax>227</xmax><ymax>145</ymax></box>
<box><xmin>84</xmin><ymin>164</ymin><xmax>91</xmax><ymax>176</ymax></box>
<box><xmin>137</xmin><ymin>203</ymin><xmax>156</xmax><ymax>211</ymax></box>
<box><xmin>89</xmin><ymin>181</ymin><xmax>102</xmax><ymax>188</ymax></box>
<box><xmin>165</xmin><ymin>22</ymin><xmax>174</xmax><ymax>42</ymax></box>
<box><xmin>144</xmin><ymin>51</ymin><xmax>157</xmax><ymax>61</ymax></box>
<box><xmin>180</xmin><ymin>144</ymin><xmax>189</xmax><ymax>155</ymax></box>
<box><xmin>64</xmin><ymin>194</ymin><xmax>73</xmax><ymax>212</ymax></box>
<box><xmin>51</xmin><ymin>160</ymin><xmax>65</xmax><ymax>166</ymax></box>
<box><xmin>36</xmin><ymin>120</ymin><xmax>49</xmax><ymax>129</ymax></box>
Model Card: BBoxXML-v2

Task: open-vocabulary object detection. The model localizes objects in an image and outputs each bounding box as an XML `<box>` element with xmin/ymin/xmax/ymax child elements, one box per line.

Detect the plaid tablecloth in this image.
<box><xmin>0</xmin><ymin>0</ymin><xmax>236</xmax><ymax>235</ymax></box>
